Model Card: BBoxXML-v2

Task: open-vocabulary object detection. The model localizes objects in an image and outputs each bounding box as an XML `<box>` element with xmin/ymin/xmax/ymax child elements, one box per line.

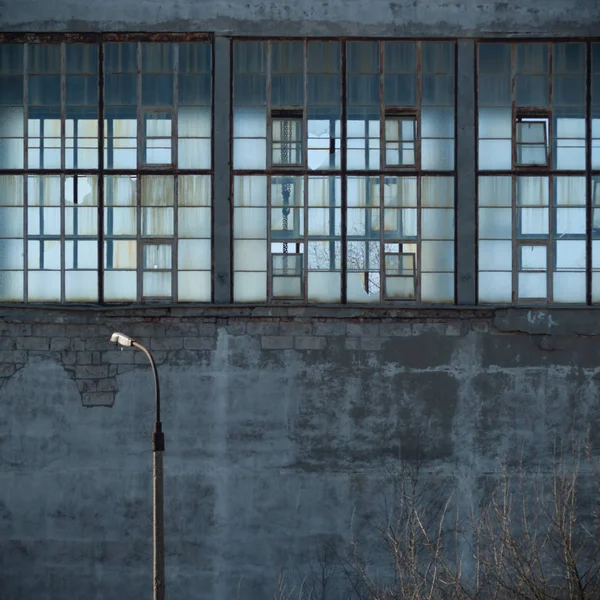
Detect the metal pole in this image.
<box><xmin>132</xmin><ymin>341</ymin><xmax>165</xmax><ymax>600</ymax></box>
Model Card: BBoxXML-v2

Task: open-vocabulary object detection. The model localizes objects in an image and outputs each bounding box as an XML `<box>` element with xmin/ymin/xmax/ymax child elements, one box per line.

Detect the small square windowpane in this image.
<box><xmin>385</xmin><ymin>117</ymin><xmax>416</xmax><ymax>167</ymax></box>
<box><xmin>272</xmin><ymin>117</ymin><xmax>303</xmax><ymax>166</ymax></box>
<box><xmin>516</xmin><ymin>120</ymin><xmax>548</xmax><ymax>167</ymax></box>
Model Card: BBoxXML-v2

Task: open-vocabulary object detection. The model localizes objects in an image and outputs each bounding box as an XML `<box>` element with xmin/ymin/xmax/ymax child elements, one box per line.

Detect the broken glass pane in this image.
<box><xmin>143</xmin><ymin>244</ymin><xmax>172</xmax><ymax>269</ymax></box>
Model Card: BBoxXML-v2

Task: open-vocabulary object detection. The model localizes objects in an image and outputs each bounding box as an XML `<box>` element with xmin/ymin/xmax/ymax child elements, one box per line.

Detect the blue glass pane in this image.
<box><xmin>66</xmin><ymin>76</ymin><xmax>98</xmax><ymax>106</ymax></box>
<box><xmin>28</xmin><ymin>45</ymin><xmax>61</xmax><ymax>74</ymax></box>
<box><xmin>0</xmin><ymin>45</ymin><xmax>24</xmax><ymax>74</ymax></box>
<box><xmin>0</xmin><ymin>76</ymin><xmax>23</xmax><ymax>105</ymax></box>
<box><xmin>104</xmin><ymin>43</ymin><xmax>137</xmax><ymax>73</ymax></box>
<box><xmin>179</xmin><ymin>74</ymin><xmax>211</xmax><ymax>105</ymax></box>
<box><xmin>179</xmin><ymin>43</ymin><xmax>211</xmax><ymax>73</ymax></box>
<box><xmin>104</xmin><ymin>74</ymin><xmax>137</xmax><ymax>105</ymax></box>
<box><xmin>66</xmin><ymin>44</ymin><xmax>98</xmax><ymax>74</ymax></box>
<box><xmin>142</xmin><ymin>75</ymin><xmax>173</xmax><ymax>106</ymax></box>
<box><xmin>233</xmin><ymin>42</ymin><xmax>266</xmax><ymax>73</ymax></box>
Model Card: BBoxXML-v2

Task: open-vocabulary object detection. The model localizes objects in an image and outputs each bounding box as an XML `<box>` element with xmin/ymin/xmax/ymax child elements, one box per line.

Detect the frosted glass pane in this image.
<box><xmin>0</xmin><ymin>107</ymin><xmax>24</xmax><ymax>136</ymax></box>
<box><xmin>518</xmin><ymin>272</ymin><xmax>546</xmax><ymax>299</ymax></box>
<box><xmin>104</xmin><ymin>207</ymin><xmax>136</xmax><ymax>235</ymax></box>
<box><xmin>65</xmin><ymin>207</ymin><xmax>97</xmax><ymax>235</ymax></box>
<box><xmin>0</xmin><ymin>270</ymin><xmax>23</xmax><ymax>300</ymax></box>
<box><xmin>478</xmin><ymin>108</ymin><xmax>511</xmax><ymax>138</ymax></box>
<box><xmin>421</xmin><ymin>107</ymin><xmax>454</xmax><ymax>138</ymax></box>
<box><xmin>421</xmin><ymin>273</ymin><xmax>453</xmax><ymax>303</ymax></box>
<box><xmin>520</xmin><ymin>245</ymin><xmax>546</xmax><ymax>270</ymax></box>
<box><xmin>104</xmin><ymin>240</ymin><xmax>136</xmax><ymax>269</ymax></box>
<box><xmin>421</xmin><ymin>241</ymin><xmax>454</xmax><ymax>272</ymax></box>
<box><xmin>233</xmin><ymin>207</ymin><xmax>266</xmax><ymax>239</ymax></box>
<box><xmin>478</xmin><ymin>140</ymin><xmax>511</xmax><ymax>170</ymax></box>
<box><xmin>479</xmin><ymin>240</ymin><xmax>511</xmax><ymax>270</ymax></box>
<box><xmin>555</xmin><ymin>176</ymin><xmax>586</xmax><ymax>205</ymax></box>
<box><xmin>28</xmin><ymin>207</ymin><xmax>60</xmax><ymax>235</ymax></box>
<box><xmin>143</xmin><ymin>272</ymin><xmax>171</xmax><ymax>297</ymax></box>
<box><xmin>65</xmin><ymin>240</ymin><xmax>98</xmax><ymax>269</ymax></box>
<box><xmin>0</xmin><ymin>139</ymin><xmax>24</xmax><ymax>169</ymax></box>
<box><xmin>179</xmin><ymin>175</ymin><xmax>211</xmax><ymax>206</ymax></box>
<box><xmin>233</xmin><ymin>107</ymin><xmax>267</xmax><ymax>137</ymax></box>
<box><xmin>593</xmin><ymin>274</ymin><xmax>600</xmax><ymax>303</ymax></box>
<box><xmin>555</xmin><ymin>240</ymin><xmax>586</xmax><ymax>270</ymax></box>
<box><xmin>0</xmin><ymin>175</ymin><xmax>24</xmax><ymax>206</ymax></box>
<box><xmin>307</xmin><ymin>271</ymin><xmax>341</xmax><ymax>302</ymax></box>
<box><xmin>233</xmin><ymin>239</ymin><xmax>266</xmax><ymax>271</ymax></box>
<box><xmin>143</xmin><ymin>244</ymin><xmax>172</xmax><ymax>269</ymax></box>
<box><xmin>478</xmin><ymin>271</ymin><xmax>512</xmax><ymax>303</ymax></box>
<box><xmin>422</xmin><ymin>209</ymin><xmax>454</xmax><ymax>239</ymax></box>
<box><xmin>178</xmin><ymin>239</ymin><xmax>211</xmax><ymax>270</ymax></box>
<box><xmin>553</xmin><ymin>272</ymin><xmax>585</xmax><ymax>303</ymax></box>
<box><xmin>421</xmin><ymin>177</ymin><xmax>454</xmax><ymax>207</ymax></box>
<box><xmin>28</xmin><ymin>240</ymin><xmax>60</xmax><ymax>270</ymax></box>
<box><xmin>0</xmin><ymin>239</ymin><xmax>23</xmax><ymax>269</ymax></box>
<box><xmin>178</xmin><ymin>106</ymin><xmax>211</xmax><ymax>137</ymax></box>
<box><xmin>104</xmin><ymin>270</ymin><xmax>136</xmax><ymax>301</ymax></box>
<box><xmin>178</xmin><ymin>271</ymin><xmax>211</xmax><ymax>302</ymax></box>
<box><xmin>234</xmin><ymin>176</ymin><xmax>267</xmax><ymax>207</ymax></box>
<box><xmin>478</xmin><ymin>176</ymin><xmax>512</xmax><ymax>207</ymax></box>
<box><xmin>28</xmin><ymin>271</ymin><xmax>60</xmax><ymax>301</ymax></box>
<box><xmin>234</xmin><ymin>271</ymin><xmax>267</xmax><ymax>302</ymax></box>
<box><xmin>65</xmin><ymin>271</ymin><xmax>98</xmax><ymax>301</ymax></box>
<box><xmin>347</xmin><ymin>272</ymin><xmax>380</xmax><ymax>303</ymax></box>
<box><xmin>385</xmin><ymin>276</ymin><xmax>415</xmax><ymax>299</ymax></box>
<box><xmin>556</xmin><ymin>208</ymin><xmax>585</xmax><ymax>235</ymax></box>
<box><xmin>178</xmin><ymin>207</ymin><xmax>211</xmax><ymax>238</ymax></box>
<box><xmin>479</xmin><ymin>208</ymin><xmax>512</xmax><ymax>239</ymax></box>
<box><xmin>517</xmin><ymin>177</ymin><xmax>548</xmax><ymax>206</ymax></box>
<box><xmin>142</xmin><ymin>208</ymin><xmax>174</xmax><ymax>236</ymax></box>
<box><xmin>555</xmin><ymin>141</ymin><xmax>585</xmax><ymax>170</ymax></box>
<box><xmin>421</xmin><ymin>139</ymin><xmax>453</xmax><ymax>170</ymax></box>
<box><xmin>0</xmin><ymin>208</ymin><xmax>23</xmax><ymax>236</ymax></box>
<box><xmin>178</xmin><ymin>139</ymin><xmax>211</xmax><ymax>169</ymax></box>
<box><xmin>234</xmin><ymin>138</ymin><xmax>266</xmax><ymax>169</ymax></box>
<box><xmin>273</xmin><ymin>277</ymin><xmax>302</xmax><ymax>298</ymax></box>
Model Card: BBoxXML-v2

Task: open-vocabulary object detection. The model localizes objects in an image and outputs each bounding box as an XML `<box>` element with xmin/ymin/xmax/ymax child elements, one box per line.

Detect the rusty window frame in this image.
<box><xmin>0</xmin><ymin>34</ymin><xmax>213</xmax><ymax>305</ymax></box>
<box><xmin>476</xmin><ymin>40</ymin><xmax>593</xmax><ymax>306</ymax></box>
<box><xmin>231</xmin><ymin>38</ymin><xmax>457</xmax><ymax>305</ymax></box>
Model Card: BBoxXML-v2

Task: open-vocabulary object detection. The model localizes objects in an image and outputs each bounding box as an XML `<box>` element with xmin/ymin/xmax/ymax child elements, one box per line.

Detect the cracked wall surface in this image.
<box><xmin>1</xmin><ymin>307</ymin><xmax>599</xmax><ymax>598</ymax></box>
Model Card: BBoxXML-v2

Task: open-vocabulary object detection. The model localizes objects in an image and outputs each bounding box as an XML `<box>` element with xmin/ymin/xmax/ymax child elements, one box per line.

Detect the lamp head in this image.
<box><xmin>110</xmin><ymin>332</ymin><xmax>134</xmax><ymax>347</ymax></box>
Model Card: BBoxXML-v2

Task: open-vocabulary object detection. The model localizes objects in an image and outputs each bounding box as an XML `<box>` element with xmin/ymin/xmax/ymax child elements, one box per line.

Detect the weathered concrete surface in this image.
<box><xmin>1</xmin><ymin>0</ymin><xmax>599</xmax><ymax>36</ymax></box>
<box><xmin>0</xmin><ymin>307</ymin><xmax>599</xmax><ymax>599</ymax></box>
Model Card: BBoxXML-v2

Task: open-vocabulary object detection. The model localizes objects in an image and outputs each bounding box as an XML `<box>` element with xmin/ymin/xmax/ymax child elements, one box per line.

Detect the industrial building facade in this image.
<box><xmin>2</xmin><ymin>1</ymin><xmax>600</xmax><ymax>598</ymax></box>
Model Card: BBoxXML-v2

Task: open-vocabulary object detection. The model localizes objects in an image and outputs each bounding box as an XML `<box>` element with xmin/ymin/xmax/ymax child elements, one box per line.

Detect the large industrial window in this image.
<box><xmin>477</xmin><ymin>42</ymin><xmax>600</xmax><ymax>304</ymax></box>
<box><xmin>232</xmin><ymin>40</ymin><xmax>456</xmax><ymax>304</ymax></box>
<box><xmin>0</xmin><ymin>38</ymin><xmax>212</xmax><ymax>303</ymax></box>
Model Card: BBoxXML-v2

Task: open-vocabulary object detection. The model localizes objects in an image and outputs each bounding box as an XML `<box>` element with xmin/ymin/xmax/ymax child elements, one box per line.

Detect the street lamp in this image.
<box><xmin>109</xmin><ymin>332</ymin><xmax>165</xmax><ymax>600</ymax></box>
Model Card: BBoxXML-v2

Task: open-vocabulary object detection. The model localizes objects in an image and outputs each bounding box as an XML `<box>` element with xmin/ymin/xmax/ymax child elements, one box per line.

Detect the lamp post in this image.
<box><xmin>109</xmin><ymin>332</ymin><xmax>165</xmax><ymax>600</ymax></box>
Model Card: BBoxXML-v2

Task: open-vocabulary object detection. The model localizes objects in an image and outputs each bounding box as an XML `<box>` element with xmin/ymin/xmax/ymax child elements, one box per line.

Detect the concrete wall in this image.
<box><xmin>1</xmin><ymin>0</ymin><xmax>600</xmax><ymax>36</ymax></box>
<box><xmin>1</xmin><ymin>307</ymin><xmax>600</xmax><ymax>598</ymax></box>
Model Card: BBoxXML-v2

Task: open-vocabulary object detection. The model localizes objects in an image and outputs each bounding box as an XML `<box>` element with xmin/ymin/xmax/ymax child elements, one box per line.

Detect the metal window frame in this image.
<box><xmin>476</xmin><ymin>39</ymin><xmax>595</xmax><ymax>306</ymax></box>
<box><xmin>0</xmin><ymin>34</ymin><xmax>214</xmax><ymax>305</ymax></box>
<box><xmin>231</xmin><ymin>38</ymin><xmax>457</xmax><ymax>306</ymax></box>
